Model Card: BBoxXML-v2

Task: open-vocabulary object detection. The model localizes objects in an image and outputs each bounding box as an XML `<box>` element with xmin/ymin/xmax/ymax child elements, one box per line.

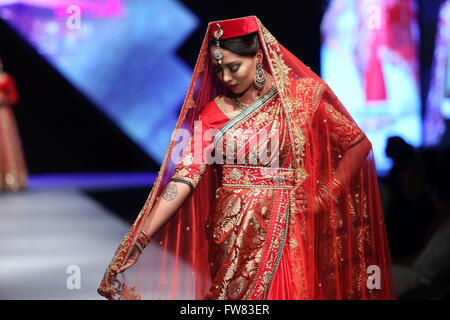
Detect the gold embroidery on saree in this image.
<box><xmin>323</xmin><ymin>101</ymin><xmax>365</xmax><ymax>150</ymax></box>
<box><xmin>205</xmin><ymin>187</ymin><xmax>270</xmax><ymax>300</ymax></box>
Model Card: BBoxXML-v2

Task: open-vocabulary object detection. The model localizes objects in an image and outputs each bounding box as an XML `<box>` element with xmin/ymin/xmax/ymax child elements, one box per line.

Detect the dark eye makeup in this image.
<box><xmin>230</xmin><ymin>64</ymin><xmax>241</xmax><ymax>73</ymax></box>
<box><xmin>214</xmin><ymin>63</ymin><xmax>241</xmax><ymax>74</ymax></box>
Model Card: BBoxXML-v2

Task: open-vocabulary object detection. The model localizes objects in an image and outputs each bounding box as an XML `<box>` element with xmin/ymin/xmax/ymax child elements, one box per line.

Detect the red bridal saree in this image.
<box><xmin>98</xmin><ymin>16</ymin><xmax>396</xmax><ymax>300</ymax></box>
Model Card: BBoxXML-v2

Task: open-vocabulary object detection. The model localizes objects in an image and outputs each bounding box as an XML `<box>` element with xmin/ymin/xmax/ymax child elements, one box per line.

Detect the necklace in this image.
<box><xmin>231</xmin><ymin>95</ymin><xmax>248</xmax><ymax>111</ymax></box>
<box><xmin>231</xmin><ymin>83</ymin><xmax>276</xmax><ymax>111</ymax></box>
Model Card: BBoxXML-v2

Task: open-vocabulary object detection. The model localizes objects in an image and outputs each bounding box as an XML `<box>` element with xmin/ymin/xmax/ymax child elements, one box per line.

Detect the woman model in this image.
<box><xmin>0</xmin><ymin>59</ymin><xmax>27</xmax><ymax>192</ymax></box>
<box><xmin>98</xmin><ymin>16</ymin><xmax>396</xmax><ymax>300</ymax></box>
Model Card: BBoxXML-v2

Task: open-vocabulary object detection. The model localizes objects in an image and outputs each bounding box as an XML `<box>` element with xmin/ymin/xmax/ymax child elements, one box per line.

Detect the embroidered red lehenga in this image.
<box><xmin>0</xmin><ymin>70</ymin><xmax>27</xmax><ymax>192</ymax></box>
<box><xmin>98</xmin><ymin>16</ymin><xmax>396</xmax><ymax>300</ymax></box>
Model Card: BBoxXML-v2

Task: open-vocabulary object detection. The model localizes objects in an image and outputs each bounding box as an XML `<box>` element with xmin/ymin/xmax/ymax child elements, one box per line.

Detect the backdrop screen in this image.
<box><xmin>0</xmin><ymin>0</ymin><xmax>198</xmax><ymax>163</ymax></box>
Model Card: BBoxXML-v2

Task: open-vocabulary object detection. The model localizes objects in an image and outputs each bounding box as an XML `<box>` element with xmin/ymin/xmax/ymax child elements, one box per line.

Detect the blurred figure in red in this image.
<box><xmin>0</xmin><ymin>58</ymin><xmax>27</xmax><ymax>192</ymax></box>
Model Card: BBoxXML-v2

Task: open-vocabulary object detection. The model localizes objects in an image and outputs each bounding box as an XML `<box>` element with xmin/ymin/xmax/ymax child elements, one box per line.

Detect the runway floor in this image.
<box><xmin>0</xmin><ymin>173</ymin><xmax>155</xmax><ymax>300</ymax></box>
<box><xmin>1</xmin><ymin>173</ymin><xmax>440</xmax><ymax>300</ymax></box>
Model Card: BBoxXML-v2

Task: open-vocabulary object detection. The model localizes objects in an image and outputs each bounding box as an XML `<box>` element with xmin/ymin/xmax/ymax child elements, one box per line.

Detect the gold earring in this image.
<box><xmin>254</xmin><ymin>63</ymin><xmax>266</xmax><ymax>90</ymax></box>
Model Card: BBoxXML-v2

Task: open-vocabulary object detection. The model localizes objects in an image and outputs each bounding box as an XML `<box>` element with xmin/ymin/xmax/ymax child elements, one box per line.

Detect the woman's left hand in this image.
<box><xmin>294</xmin><ymin>192</ymin><xmax>308</xmax><ymax>212</ymax></box>
<box><xmin>293</xmin><ymin>185</ymin><xmax>309</xmax><ymax>214</ymax></box>
<box><xmin>293</xmin><ymin>184</ymin><xmax>324</xmax><ymax>214</ymax></box>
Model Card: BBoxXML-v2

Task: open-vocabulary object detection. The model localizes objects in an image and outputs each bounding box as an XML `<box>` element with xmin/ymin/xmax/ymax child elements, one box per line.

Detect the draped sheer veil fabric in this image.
<box><xmin>97</xmin><ymin>16</ymin><xmax>396</xmax><ymax>300</ymax></box>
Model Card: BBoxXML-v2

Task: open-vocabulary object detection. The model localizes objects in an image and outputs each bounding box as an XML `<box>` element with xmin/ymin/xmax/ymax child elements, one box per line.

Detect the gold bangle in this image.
<box><xmin>135</xmin><ymin>241</ymin><xmax>144</xmax><ymax>254</ymax></box>
<box><xmin>330</xmin><ymin>177</ymin><xmax>345</xmax><ymax>202</ymax></box>
<box><xmin>314</xmin><ymin>194</ymin><xmax>327</xmax><ymax>211</ymax></box>
<box><xmin>317</xmin><ymin>183</ymin><xmax>330</xmax><ymax>203</ymax></box>
<box><xmin>140</xmin><ymin>230</ymin><xmax>152</xmax><ymax>243</ymax></box>
<box><xmin>136</xmin><ymin>237</ymin><xmax>146</xmax><ymax>248</ymax></box>
<box><xmin>135</xmin><ymin>231</ymin><xmax>152</xmax><ymax>254</ymax></box>
<box><xmin>331</xmin><ymin>177</ymin><xmax>343</xmax><ymax>192</ymax></box>
<box><xmin>138</xmin><ymin>234</ymin><xmax>150</xmax><ymax>247</ymax></box>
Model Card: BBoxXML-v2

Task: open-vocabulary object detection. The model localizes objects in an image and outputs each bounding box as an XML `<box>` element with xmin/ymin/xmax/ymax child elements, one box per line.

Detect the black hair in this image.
<box><xmin>209</xmin><ymin>32</ymin><xmax>261</xmax><ymax>56</ymax></box>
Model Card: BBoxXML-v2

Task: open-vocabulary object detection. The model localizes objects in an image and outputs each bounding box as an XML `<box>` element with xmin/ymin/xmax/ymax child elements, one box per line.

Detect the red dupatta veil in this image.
<box><xmin>97</xmin><ymin>16</ymin><xmax>396</xmax><ymax>300</ymax></box>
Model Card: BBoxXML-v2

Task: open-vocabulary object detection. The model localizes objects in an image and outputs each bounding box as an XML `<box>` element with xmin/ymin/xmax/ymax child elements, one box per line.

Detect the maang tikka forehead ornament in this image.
<box><xmin>213</xmin><ymin>23</ymin><xmax>224</xmax><ymax>64</ymax></box>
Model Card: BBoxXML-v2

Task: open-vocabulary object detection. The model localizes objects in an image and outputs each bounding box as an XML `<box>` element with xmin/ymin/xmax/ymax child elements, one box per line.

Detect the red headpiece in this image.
<box><xmin>207</xmin><ymin>16</ymin><xmax>259</xmax><ymax>40</ymax></box>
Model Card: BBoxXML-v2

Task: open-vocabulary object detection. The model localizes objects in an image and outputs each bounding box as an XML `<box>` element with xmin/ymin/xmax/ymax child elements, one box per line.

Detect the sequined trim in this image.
<box><xmin>170</xmin><ymin>177</ymin><xmax>194</xmax><ymax>191</ymax></box>
<box><xmin>246</xmin><ymin>188</ymin><xmax>291</xmax><ymax>299</ymax></box>
<box><xmin>310</xmin><ymin>81</ymin><xmax>326</xmax><ymax>122</ymax></box>
<box><xmin>222</xmin><ymin>164</ymin><xmax>295</xmax><ymax>189</ymax></box>
<box><xmin>264</xmin><ymin>197</ymin><xmax>290</xmax><ymax>299</ymax></box>
<box><xmin>215</xmin><ymin>96</ymin><xmax>234</xmax><ymax>119</ymax></box>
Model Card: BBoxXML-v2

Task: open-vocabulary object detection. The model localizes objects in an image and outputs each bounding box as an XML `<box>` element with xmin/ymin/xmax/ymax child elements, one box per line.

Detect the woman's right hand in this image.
<box><xmin>116</xmin><ymin>245</ymin><xmax>141</xmax><ymax>274</ymax></box>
